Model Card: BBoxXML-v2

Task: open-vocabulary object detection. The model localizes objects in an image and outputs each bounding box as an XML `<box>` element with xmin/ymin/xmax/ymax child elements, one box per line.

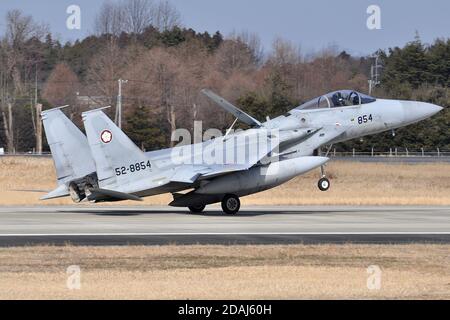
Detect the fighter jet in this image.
<box><xmin>40</xmin><ymin>89</ymin><xmax>442</xmax><ymax>214</ymax></box>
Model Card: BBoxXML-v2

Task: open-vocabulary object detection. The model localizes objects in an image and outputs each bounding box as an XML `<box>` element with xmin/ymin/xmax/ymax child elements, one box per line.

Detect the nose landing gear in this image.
<box><xmin>318</xmin><ymin>177</ymin><xmax>330</xmax><ymax>191</ymax></box>
<box><xmin>318</xmin><ymin>165</ymin><xmax>330</xmax><ymax>191</ymax></box>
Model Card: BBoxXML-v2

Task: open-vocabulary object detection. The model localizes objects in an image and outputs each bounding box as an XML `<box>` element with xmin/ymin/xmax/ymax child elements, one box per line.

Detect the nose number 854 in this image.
<box><xmin>357</xmin><ymin>114</ymin><xmax>373</xmax><ymax>124</ymax></box>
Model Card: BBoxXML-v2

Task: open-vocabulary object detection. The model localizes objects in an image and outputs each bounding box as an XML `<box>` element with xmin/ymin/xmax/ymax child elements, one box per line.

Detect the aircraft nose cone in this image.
<box><xmin>402</xmin><ymin>101</ymin><xmax>443</xmax><ymax>123</ymax></box>
<box><xmin>421</xmin><ymin>102</ymin><xmax>443</xmax><ymax>116</ymax></box>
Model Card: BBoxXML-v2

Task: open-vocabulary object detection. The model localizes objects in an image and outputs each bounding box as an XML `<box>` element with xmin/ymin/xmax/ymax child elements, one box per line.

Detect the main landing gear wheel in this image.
<box><xmin>188</xmin><ymin>204</ymin><xmax>206</xmax><ymax>213</ymax></box>
<box><xmin>69</xmin><ymin>182</ymin><xmax>83</xmax><ymax>203</ymax></box>
<box><xmin>221</xmin><ymin>194</ymin><xmax>241</xmax><ymax>215</ymax></box>
<box><xmin>318</xmin><ymin>177</ymin><xmax>330</xmax><ymax>191</ymax></box>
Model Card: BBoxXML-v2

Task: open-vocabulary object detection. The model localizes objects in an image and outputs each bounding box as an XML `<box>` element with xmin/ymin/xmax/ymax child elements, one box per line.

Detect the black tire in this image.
<box><xmin>188</xmin><ymin>204</ymin><xmax>206</xmax><ymax>213</ymax></box>
<box><xmin>318</xmin><ymin>177</ymin><xmax>330</xmax><ymax>191</ymax></box>
<box><xmin>69</xmin><ymin>182</ymin><xmax>83</xmax><ymax>203</ymax></box>
<box><xmin>221</xmin><ymin>194</ymin><xmax>241</xmax><ymax>215</ymax></box>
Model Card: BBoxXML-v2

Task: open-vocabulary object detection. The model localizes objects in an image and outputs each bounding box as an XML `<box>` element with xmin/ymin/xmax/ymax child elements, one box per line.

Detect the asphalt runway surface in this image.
<box><xmin>0</xmin><ymin>205</ymin><xmax>449</xmax><ymax>246</ymax></box>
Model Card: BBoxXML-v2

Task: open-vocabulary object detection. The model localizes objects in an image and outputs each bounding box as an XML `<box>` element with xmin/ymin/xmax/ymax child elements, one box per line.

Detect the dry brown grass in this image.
<box><xmin>0</xmin><ymin>244</ymin><xmax>449</xmax><ymax>299</ymax></box>
<box><xmin>1</xmin><ymin>156</ymin><xmax>450</xmax><ymax>206</ymax></box>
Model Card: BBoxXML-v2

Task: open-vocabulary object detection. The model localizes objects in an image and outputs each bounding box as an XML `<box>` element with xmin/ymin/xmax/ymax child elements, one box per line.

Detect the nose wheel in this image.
<box><xmin>318</xmin><ymin>165</ymin><xmax>330</xmax><ymax>191</ymax></box>
<box><xmin>318</xmin><ymin>177</ymin><xmax>330</xmax><ymax>191</ymax></box>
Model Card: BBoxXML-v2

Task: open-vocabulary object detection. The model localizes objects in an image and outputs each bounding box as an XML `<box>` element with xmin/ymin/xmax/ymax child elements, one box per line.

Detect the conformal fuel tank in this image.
<box><xmin>196</xmin><ymin>156</ymin><xmax>329</xmax><ymax>195</ymax></box>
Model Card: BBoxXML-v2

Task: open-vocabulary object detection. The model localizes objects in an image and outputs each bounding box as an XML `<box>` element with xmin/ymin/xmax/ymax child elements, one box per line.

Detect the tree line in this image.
<box><xmin>0</xmin><ymin>1</ymin><xmax>448</xmax><ymax>154</ymax></box>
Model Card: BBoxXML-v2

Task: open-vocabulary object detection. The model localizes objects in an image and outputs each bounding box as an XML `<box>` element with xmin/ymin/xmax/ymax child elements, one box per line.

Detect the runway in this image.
<box><xmin>0</xmin><ymin>205</ymin><xmax>449</xmax><ymax>246</ymax></box>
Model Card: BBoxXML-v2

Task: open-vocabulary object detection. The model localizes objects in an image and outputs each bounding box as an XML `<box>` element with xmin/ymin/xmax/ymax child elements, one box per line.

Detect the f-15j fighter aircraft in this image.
<box><xmin>40</xmin><ymin>89</ymin><xmax>442</xmax><ymax>214</ymax></box>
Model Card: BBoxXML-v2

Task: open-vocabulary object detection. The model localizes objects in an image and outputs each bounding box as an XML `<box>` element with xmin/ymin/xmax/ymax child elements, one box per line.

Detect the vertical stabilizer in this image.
<box><xmin>41</xmin><ymin>107</ymin><xmax>96</xmax><ymax>185</ymax></box>
<box><xmin>82</xmin><ymin>109</ymin><xmax>153</xmax><ymax>189</ymax></box>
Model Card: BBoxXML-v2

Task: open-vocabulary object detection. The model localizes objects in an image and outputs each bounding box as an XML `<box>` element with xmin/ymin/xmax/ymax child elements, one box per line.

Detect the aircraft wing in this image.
<box><xmin>318</xmin><ymin>125</ymin><xmax>348</xmax><ymax>145</ymax></box>
<box><xmin>201</xmin><ymin>89</ymin><xmax>261</xmax><ymax>127</ymax></box>
<box><xmin>169</xmin><ymin>129</ymin><xmax>280</xmax><ymax>183</ymax></box>
<box><xmin>278</xmin><ymin>125</ymin><xmax>348</xmax><ymax>157</ymax></box>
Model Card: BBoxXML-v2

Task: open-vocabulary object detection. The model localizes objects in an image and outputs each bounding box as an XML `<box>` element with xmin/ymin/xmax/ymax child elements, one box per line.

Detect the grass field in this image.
<box><xmin>1</xmin><ymin>157</ymin><xmax>450</xmax><ymax>206</ymax></box>
<box><xmin>1</xmin><ymin>158</ymin><xmax>449</xmax><ymax>300</ymax></box>
<box><xmin>0</xmin><ymin>244</ymin><xmax>449</xmax><ymax>300</ymax></box>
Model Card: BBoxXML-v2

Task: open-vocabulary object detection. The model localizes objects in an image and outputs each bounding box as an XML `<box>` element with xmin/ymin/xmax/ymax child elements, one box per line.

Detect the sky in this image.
<box><xmin>0</xmin><ymin>0</ymin><xmax>449</xmax><ymax>56</ymax></box>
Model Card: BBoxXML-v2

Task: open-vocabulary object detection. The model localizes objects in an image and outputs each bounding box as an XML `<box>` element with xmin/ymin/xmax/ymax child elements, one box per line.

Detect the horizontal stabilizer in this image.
<box><xmin>11</xmin><ymin>189</ymin><xmax>50</xmax><ymax>193</ymax></box>
<box><xmin>87</xmin><ymin>188</ymin><xmax>143</xmax><ymax>202</ymax></box>
<box><xmin>201</xmin><ymin>89</ymin><xmax>261</xmax><ymax>127</ymax></box>
<box><xmin>40</xmin><ymin>185</ymin><xmax>69</xmax><ymax>200</ymax></box>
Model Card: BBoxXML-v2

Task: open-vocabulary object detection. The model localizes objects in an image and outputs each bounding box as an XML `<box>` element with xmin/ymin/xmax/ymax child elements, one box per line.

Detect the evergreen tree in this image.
<box><xmin>428</xmin><ymin>39</ymin><xmax>450</xmax><ymax>87</ymax></box>
<box><xmin>125</xmin><ymin>105</ymin><xmax>167</xmax><ymax>151</ymax></box>
<box><xmin>382</xmin><ymin>36</ymin><xmax>430</xmax><ymax>94</ymax></box>
<box><xmin>267</xmin><ymin>71</ymin><xmax>296</xmax><ymax>116</ymax></box>
<box><xmin>237</xmin><ymin>92</ymin><xmax>270</xmax><ymax>122</ymax></box>
<box><xmin>160</xmin><ymin>26</ymin><xmax>186</xmax><ymax>47</ymax></box>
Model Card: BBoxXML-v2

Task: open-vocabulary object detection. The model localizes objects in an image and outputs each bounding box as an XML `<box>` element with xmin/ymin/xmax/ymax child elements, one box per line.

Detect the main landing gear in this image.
<box><xmin>188</xmin><ymin>204</ymin><xmax>206</xmax><ymax>213</ymax></box>
<box><xmin>187</xmin><ymin>194</ymin><xmax>241</xmax><ymax>215</ymax></box>
<box><xmin>221</xmin><ymin>194</ymin><xmax>241</xmax><ymax>215</ymax></box>
<box><xmin>318</xmin><ymin>165</ymin><xmax>330</xmax><ymax>192</ymax></box>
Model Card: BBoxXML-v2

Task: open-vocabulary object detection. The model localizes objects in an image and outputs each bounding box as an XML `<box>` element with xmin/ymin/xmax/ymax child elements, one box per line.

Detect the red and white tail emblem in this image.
<box><xmin>101</xmin><ymin>130</ymin><xmax>113</xmax><ymax>143</ymax></box>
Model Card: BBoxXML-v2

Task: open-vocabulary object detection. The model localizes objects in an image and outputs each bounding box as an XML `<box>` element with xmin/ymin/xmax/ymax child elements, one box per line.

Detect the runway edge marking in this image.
<box><xmin>1</xmin><ymin>232</ymin><xmax>450</xmax><ymax>237</ymax></box>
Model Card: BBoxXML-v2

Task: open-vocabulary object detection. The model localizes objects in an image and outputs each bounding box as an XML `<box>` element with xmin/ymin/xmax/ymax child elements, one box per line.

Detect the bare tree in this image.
<box><xmin>94</xmin><ymin>1</ymin><xmax>126</xmax><ymax>36</ymax></box>
<box><xmin>123</xmin><ymin>47</ymin><xmax>181</xmax><ymax>145</ymax></box>
<box><xmin>153</xmin><ymin>0</ymin><xmax>181</xmax><ymax>31</ymax></box>
<box><xmin>4</xmin><ymin>9</ymin><xmax>47</xmax><ymax>95</ymax></box>
<box><xmin>95</xmin><ymin>0</ymin><xmax>180</xmax><ymax>35</ymax></box>
<box><xmin>0</xmin><ymin>66</ymin><xmax>14</xmax><ymax>153</ymax></box>
<box><xmin>123</xmin><ymin>0</ymin><xmax>154</xmax><ymax>34</ymax></box>
<box><xmin>1</xmin><ymin>103</ymin><xmax>14</xmax><ymax>153</ymax></box>
<box><xmin>230</xmin><ymin>31</ymin><xmax>264</xmax><ymax>65</ymax></box>
<box><xmin>42</xmin><ymin>63</ymin><xmax>80</xmax><ymax>106</ymax></box>
<box><xmin>150</xmin><ymin>48</ymin><xmax>179</xmax><ymax>146</ymax></box>
<box><xmin>30</xmin><ymin>103</ymin><xmax>42</xmax><ymax>154</ymax></box>
<box><xmin>86</xmin><ymin>42</ymin><xmax>126</xmax><ymax>108</ymax></box>
<box><xmin>213</xmin><ymin>39</ymin><xmax>256</xmax><ymax>78</ymax></box>
<box><xmin>0</xmin><ymin>10</ymin><xmax>47</xmax><ymax>153</ymax></box>
<box><xmin>269</xmin><ymin>37</ymin><xmax>302</xmax><ymax>66</ymax></box>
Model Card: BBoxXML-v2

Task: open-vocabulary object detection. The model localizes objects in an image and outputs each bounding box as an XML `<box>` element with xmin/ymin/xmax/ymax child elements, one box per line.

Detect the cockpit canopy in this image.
<box><xmin>297</xmin><ymin>90</ymin><xmax>376</xmax><ymax>110</ymax></box>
